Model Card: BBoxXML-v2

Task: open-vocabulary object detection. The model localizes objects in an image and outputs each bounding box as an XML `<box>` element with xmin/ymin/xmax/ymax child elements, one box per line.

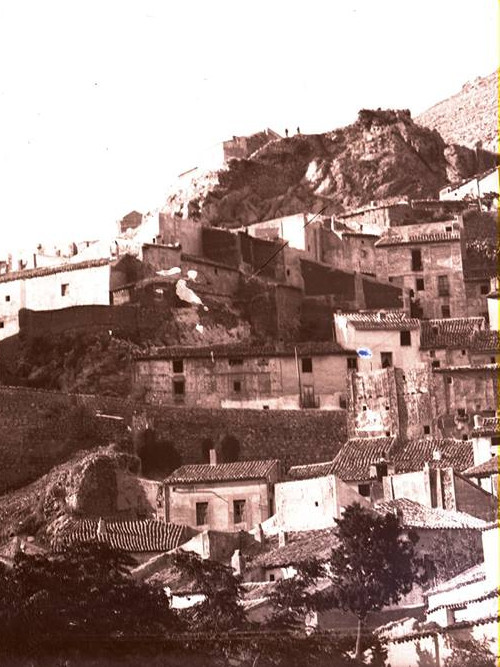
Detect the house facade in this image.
<box><xmin>133</xmin><ymin>342</ymin><xmax>357</xmax><ymax>410</ymax></box>
<box><xmin>164</xmin><ymin>458</ymin><xmax>280</xmax><ymax>532</ymax></box>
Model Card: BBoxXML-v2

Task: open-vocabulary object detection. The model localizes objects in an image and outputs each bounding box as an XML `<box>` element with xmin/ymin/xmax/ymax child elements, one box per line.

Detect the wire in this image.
<box><xmin>249</xmin><ymin>206</ymin><xmax>329</xmax><ymax>279</ymax></box>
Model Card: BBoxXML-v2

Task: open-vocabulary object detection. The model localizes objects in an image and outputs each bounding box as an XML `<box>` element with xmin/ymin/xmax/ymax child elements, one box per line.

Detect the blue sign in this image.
<box><xmin>357</xmin><ymin>347</ymin><xmax>373</xmax><ymax>359</ymax></box>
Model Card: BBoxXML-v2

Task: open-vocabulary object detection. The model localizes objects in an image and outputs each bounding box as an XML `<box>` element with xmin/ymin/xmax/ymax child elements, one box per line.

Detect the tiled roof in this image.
<box><xmin>135</xmin><ymin>341</ymin><xmax>354</xmax><ymax>361</ymax></box>
<box><xmin>463</xmin><ymin>456</ymin><xmax>498</xmax><ymax>478</ymax></box>
<box><xmin>471</xmin><ymin>417</ymin><xmax>500</xmax><ymax>436</ymax></box>
<box><xmin>394</xmin><ymin>438</ymin><xmax>473</xmax><ymax>474</ymax></box>
<box><xmin>249</xmin><ymin>528</ymin><xmax>338</xmax><ymax>569</ymax></box>
<box><xmin>331</xmin><ymin>437</ymin><xmax>473</xmax><ymax>482</ymax></box>
<box><xmin>425</xmin><ymin>563</ymin><xmax>485</xmax><ymax>597</ymax></box>
<box><xmin>469</xmin><ymin>330</ymin><xmax>499</xmax><ymax>353</ymax></box>
<box><xmin>420</xmin><ymin>318</ymin><xmax>485</xmax><ymax>349</ymax></box>
<box><xmin>331</xmin><ymin>437</ymin><xmax>397</xmax><ymax>481</ymax></box>
<box><xmin>433</xmin><ymin>363</ymin><xmax>499</xmax><ymax>373</ymax></box>
<box><xmin>165</xmin><ymin>460</ymin><xmax>279</xmax><ymax>484</ymax></box>
<box><xmin>341</xmin><ymin>312</ymin><xmax>420</xmax><ymax>331</ymax></box>
<box><xmin>287</xmin><ymin>460</ymin><xmax>337</xmax><ymax>481</ymax></box>
<box><xmin>55</xmin><ymin>519</ymin><xmax>188</xmax><ymax>553</ymax></box>
<box><xmin>0</xmin><ymin>258</ymin><xmax>110</xmax><ymax>283</ymax></box>
<box><xmin>375</xmin><ymin>232</ymin><xmax>461</xmax><ymax>247</ymax></box>
<box><xmin>374</xmin><ymin>498</ymin><xmax>487</xmax><ymax>530</ymax></box>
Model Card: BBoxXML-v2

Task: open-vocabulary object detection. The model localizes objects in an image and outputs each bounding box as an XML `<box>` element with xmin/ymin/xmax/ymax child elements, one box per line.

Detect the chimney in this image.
<box><xmin>278</xmin><ymin>530</ymin><xmax>287</xmax><ymax>548</ymax></box>
<box><xmin>231</xmin><ymin>549</ymin><xmax>245</xmax><ymax>576</ymax></box>
<box><xmin>97</xmin><ymin>517</ymin><xmax>107</xmax><ymax>537</ymax></box>
<box><xmin>209</xmin><ymin>449</ymin><xmax>217</xmax><ymax>466</ymax></box>
<box><xmin>432</xmin><ymin>449</ymin><xmax>442</xmax><ymax>462</ymax></box>
<box><xmin>473</xmin><ymin>414</ymin><xmax>484</xmax><ymax>430</ymax></box>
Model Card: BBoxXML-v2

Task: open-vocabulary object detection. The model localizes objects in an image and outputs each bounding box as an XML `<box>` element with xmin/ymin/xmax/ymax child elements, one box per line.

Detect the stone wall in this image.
<box><xmin>0</xmin><ymin>386</ymin><xmax>348</xmax><ymax>493</ymax></box>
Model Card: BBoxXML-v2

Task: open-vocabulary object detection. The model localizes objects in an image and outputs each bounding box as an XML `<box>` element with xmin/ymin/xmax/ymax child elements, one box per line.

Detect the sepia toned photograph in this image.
<box><xmin>0</xmin><ymin>1</ymin><xmax>498</xmax><ymax>665</ymax></box>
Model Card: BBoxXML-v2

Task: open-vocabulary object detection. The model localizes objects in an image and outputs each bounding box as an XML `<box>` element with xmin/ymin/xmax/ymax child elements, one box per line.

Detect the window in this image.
<box><xmin>441</xmin><ymin>305</ymin><xmax>451</xmax><ymax>318</ymax></box>
<box><xmin>173</xmin><ymin>379</ymin><xmax>185</xmax><ymax>396</ymax></box>
<box><xmin>423</xmin><ymin>425</ymin><xmax>430</xmax><ymax>435</ymax></box>
<box><xmin>233</xmin><ymin>380</ymin><xmax>242</xmax><ymax>393</ymax></box>
<box><xmin>457</xmin><ymin>408</ymin><xmax>466</xmax><ymax>417</ymax></box>
<box><xmin>196</xmin><ymin>502</ymin><xmax>208</xmax><ymax>526</ymax></box>
<box><xmin>409</xmin><ymin>289</ymin><xmax>415</xmax><ymax>298</ymax></box>
<box><xmin>301</xmin><ymin>357</ymin><xmax>313</xmax><ymax>373</ymax></box>
<box><xmin>462</xmin><ymin>434</ymin><xmax>469</xmax><ymax>441</ymax></box>
<box><xmin>445</xmin><ymin>226</ymin><xmax>452</xmax><ymax>232</ymax></box>
<box><xmin>347</xmin><ymin>357</ymin><xmax>358</xmax><ymax>370</ymax></box>
<box><xmin>233</xmin><ymin>500</ymin><xmax>246</xmax><ymax>524</ymax></box>
<box><xmin>429</xmin><ymin>350</ymin><xmax>436</xmax><ymax>358</ymax></box>
<box><xmin>4</xmin><ymin>295</ymin><xmax>10</xmax><ymax>302</ymax></box>
<box><xmin>0</xmin><ymin>321</ymin><xmax>4</xmax><ymax>329</ymax></box>
<box><xmin>447</xmin><ymin>377</ymin><xmax>453</xmax><ymax>384</ymax></box>
<box><xmin>228</xmin><ymin>358</ymin><xmax>243</xmax><ymax>366</ymax></box>
<box><xmin>61</xmin><ymin>283</ymin><xmax>69</xmax><ymax>296</ymax></box>
<box><xmin>388</xmin><ymin>277</ymin><xmax>394</xmax><ymax>283</ymax></box>
<box><xmin>480</xmin><ymin>284</ymin><xmax>490</xmax><ymax>295</ymax></box>
<box><xmin>269</xmin><ymin>574</ymin><xmax>276</xmax><ymax>582</ymax></box>
<box><xmin>381</xmin><ymin>352</ymin><xmax>393</xmax><ymax>368</ymax></box>
<box><xmin>339</xmin><ymin>396</ymin><xmax>347</xmax><ymax>409</ymax></box>
<box><xmin>491</xmin><ymin>357</ymin><xmax>496</xmax><ymax>364</ymax></box>
<box><xmin>432</xmin><ymin>360</ymin><xmax>441</xmax><ymax>368</ymax></box>
<box><xmin>416</xmin><ymin>278</ymin><xmax>425</xmax><ymax>291</ymax></box>
<box><xmin>400</xmin><ymin>331</ymin><xmax>411</xmax><ymax>346</ymax></box>
<box><xmin>411</xmin><ymin>249</ymin><xmax>422</xmax><ymax>271</ymax></box>
<box><xmin>172</xmin><ymin>359</ymin><xmax>184</xmax><ymax>374</ymax></box>
<box><xmin>358</xmin><ymin>484</ymin><xmax>371</xmax><ymax>497</ymax></box>
<box><xmin>437</xmin><ymin>275</ymin><xmax>450</xmax><ymax>297</ymax></box>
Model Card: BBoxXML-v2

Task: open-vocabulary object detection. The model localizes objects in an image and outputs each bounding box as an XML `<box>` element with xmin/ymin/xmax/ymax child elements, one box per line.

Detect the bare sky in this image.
<box><xmin>0</xmin><ymin>0</ymin><xmax>497</xmax><ymax>249</ymax></box>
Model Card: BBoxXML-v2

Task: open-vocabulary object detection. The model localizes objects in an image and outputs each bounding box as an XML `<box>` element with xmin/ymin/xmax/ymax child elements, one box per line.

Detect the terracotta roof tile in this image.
<box><xmin>471</xmin><ymin>417</ymin><xmax>500</xmax><ymax>436</ymax></box>
<box><xmin>374</xmin><ymin>498</ymin><xmax>487</xmax><ymax>530</ymax></box>
<box><xmin>376</xmin><ymin>232</ymin><xmax>461</xmax><ymax>247</ymax></box>
<box><xmin>135</xmin><ymin>341</ymin><xmax>353</xmax><ymax>361</ymax></box>
<box><xmin>249</xmin><ymin>528</ymin><xmax>338</xmax><ymax>569</ymax></box>
<box><xmin>165</xmin><ymin>460</ymin><xmax>279</xmax><ymax>484</ymax></box>
<box><xmin>287</xmin><ymin>460</ymin><xmax>337</xmax><ymax>481</ymax></box>
<box><xmin>420</xmin><ymin>318</ymin><xmax>485</xmax><ymax>349</ymax></box>
<box><xmin>331</xmin><ymin>437</ymin><xmax>397</xmax><ymax>481</ymax></box>
<box><xmin>55</xmin><ymin>519</ymin><xmax>188</xmax><ymax>553</ymax></box>
<box><xmin>0</xmin><ymin>258</ymin><xmax>110</xmax><ymax>284</ymax></box>
<box><xmin>469</xmin><ymin>330</ymin><xmax>499</xmax><ymax>353</ymax></box>
<box><xmin>342</xmin><ymin>312</ymin><xmax>420</xmax><ymax>331</ymax></box>
<box><xmin>463</xmin><ymin>456</ymin><xmax>498</xmax><ymax>478</ymax></box>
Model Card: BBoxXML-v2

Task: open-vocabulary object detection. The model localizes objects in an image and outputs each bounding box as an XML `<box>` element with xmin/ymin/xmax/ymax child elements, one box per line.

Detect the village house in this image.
<box><xmin>439</xmin><ymin>167</ymin><xmax>498</xmax><ymax>209</ymax></box>
<box><xmin>374</xmin><ymin>217</ymin><xmax>467</xmax><ymax>320</ymax></box>
<box><xmin>0</xmin><ymin>258</ymin><xmax>113</xmax><ymax>340</ymax></box>
<box><xmin>333</xmin><ymin>311</ymin><xmax>421</xmax><ymax>372</ymax></box>
<box><xmin>163</xmin><ymin>458</ymin><xmax>280</xmax><ymax>532</ymax></box>
<box><xmin>418</xmin><ymin>317</ymin><xmax>498</xmax><ymax>367</ymax></box>
<box><xmin>133</xmin><ymin>341</ymin><xmax>357</xmax><ymax>410</ymax></box>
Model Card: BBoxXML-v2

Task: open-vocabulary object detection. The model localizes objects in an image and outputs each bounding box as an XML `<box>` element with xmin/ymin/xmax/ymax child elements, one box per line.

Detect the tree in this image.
<box><xmin>324</xmin><ymin>504</ymin><xmax>424</xmax><ymax>660</ymax></box>
<box><xmin>429</xmin><ymin>530</ymin><xmax>483</xmax><ymax>583</ymax></box>
<box><xmin>172</xmin><ymin>551</ymin><xmax>247</xmax><ymax>632</ymax></box>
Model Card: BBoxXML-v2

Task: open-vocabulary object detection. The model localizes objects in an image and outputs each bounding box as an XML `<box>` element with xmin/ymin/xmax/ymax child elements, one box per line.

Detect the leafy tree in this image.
<box><xmin>172</xmin><ymin>551</ymin><xmax>247</xmax><ymax>632</ymax></box>
<box><xmin>444</xmin><ymin>636</ymin><xmax>496</xmax><ymax>667</ymax></box>
<box><xmin>324</xmin><ymin>504</ymin><xmax>424</xmax><ymax>660</ymax></box>
<box><xmin>429</xmin><ymin>530</ymin><xmax>483</xmax><ymax>583</ymax></box>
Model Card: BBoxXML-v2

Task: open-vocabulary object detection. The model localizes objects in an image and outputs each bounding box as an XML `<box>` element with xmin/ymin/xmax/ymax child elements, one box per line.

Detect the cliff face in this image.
<box><xmin>416</xmin><ymin>71</ymin><xmax>498</xmax><ymax>153</ymax></box>
<box><xmin>164</xmin><ymin>109</ymin><xmax>494</xmax><ymax>227</ymax></box>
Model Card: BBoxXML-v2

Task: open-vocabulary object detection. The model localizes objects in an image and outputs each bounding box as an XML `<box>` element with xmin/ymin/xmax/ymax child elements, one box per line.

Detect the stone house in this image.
<box><xmin>333</xmin><ymin>311</ymin><xmax>421</xmax><ymax>372</ymax></box>
<box><xmin>133</xmin><ymin>341</ymin><xmax>357</xmax><ymax>410</ymax></box>
<box><xmin>418</xmin><ymin>317</ymin><xmax>497</xmax><ymax>367</ymax></box>
<box><xmin>374</xmin><ymin>219</ymin><xmax>467</xmax><ymax>319</ymax></box>
<box><xmin>0</xmin><ymin>258</ymin><xmax>112</xmax><ymax>340</ymax></box>
<box><xmin>164</xmin><ymin>458</ymin><xmax>280</xmax><ymax>532</ymax></box>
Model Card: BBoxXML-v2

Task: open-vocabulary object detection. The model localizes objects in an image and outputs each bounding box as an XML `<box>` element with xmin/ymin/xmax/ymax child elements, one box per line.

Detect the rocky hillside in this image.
<box><xmin>416</xmin><ymin>71</ymin><xmax>497</xmax><ymax>153</ymax></box>
<box><xmin>164</xmin><ymin>108</ymin><xmax>496</xmax><ymax>227</ymax></box>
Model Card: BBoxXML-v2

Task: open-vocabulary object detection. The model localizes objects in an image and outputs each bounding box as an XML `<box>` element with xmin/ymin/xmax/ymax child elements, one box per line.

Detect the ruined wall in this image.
<box><xmin>141</xmin><ymin>244</ymin><xmax>182</xmax><ymax>272</ymax></box>
<box><xmin>201</xmin><ymin>227</ymin><xmax>241</xmax><ymax>267</ymax></box>
<box><xmin>395</xmin><ymin>366</ymin><xmax>437</xmax><ymax>439</ymax></box>
<box><xmin>347</xmin><ymin>368</ymin><xmax>400</xmax><ymax>438</ymax></box>
<box><xmin>158</xmin><ymin>214</ymin><xmax>203</xmax><ymax>256</ymax></box>
<box><xmin>0</xmin><ymin>386</ymin><xmax>348</xmax><ymax>492</ymax></box>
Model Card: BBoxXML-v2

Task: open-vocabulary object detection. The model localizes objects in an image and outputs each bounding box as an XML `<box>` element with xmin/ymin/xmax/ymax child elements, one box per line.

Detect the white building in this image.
<box><xmin>439</xmin><ymin>167</ymin><xmax>498</xmax><ymax>208</ymax></box>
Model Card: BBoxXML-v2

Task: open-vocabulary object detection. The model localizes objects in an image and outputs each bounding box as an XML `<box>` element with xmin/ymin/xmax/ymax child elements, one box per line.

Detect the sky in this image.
<box><xmin>0</xmin><ymin>0</ymin><xmax>497</xmax><ymax>251</ymax></box>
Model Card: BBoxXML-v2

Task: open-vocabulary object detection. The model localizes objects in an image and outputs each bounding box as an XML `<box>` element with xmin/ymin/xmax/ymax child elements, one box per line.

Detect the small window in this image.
<box><xmin>447</xmin><ymin>377</ymin><xmax>452</xmax><ymax>384</ymax></box>
<box><xmin>269</xmin><ymin>574</ymin><xmax>276</xmax><ymax>582</ymax></box>
<box><xmin>462</xmin><ymin>434</ymin><xmax>469</xmax><ymax>441</ymax></box>
<box><xmin>362</xmin><ymin>405</ymin><xmax>367</xmax><ymax>411</ymax></box>
<box><xmin>416</xmin><ymin>278</ymin><xmax>425</xmax><ymax>291</ymax></box>
<box><xmin>347</xmin><ymin>357</ymin><xmax>358</xmax><ymax>370</ymax></box>
<box><xmin>388</xmin><ymin>277</ymin><xmax>394</xmax><ymax>283</ymax></box>
<box><xmin>358</xmin><ymin>484</ymin><xmax>371</xmax><ymax>497</ymax></box>
<box><xmin>400</xmin><ymin>331</ymin><xmax>411</xmax><ymax>346</ymax></box>
<box><xmin>61</xmin><ymin>283</ymin><xmax>69</xmax><ymax>296</ymax></box>
<box><xmin>441</xmin><ymin>305</ymin><xmax>451</xmax><ymax>318</ymax></box>
<box><xmin>445</xmin><ymin>226</ymin><xmax>452</xmax><ymax>232</ymax></box>
<box><xmin>228</xmin><ymin>358</ymin><xmax>243</xmax><ymax>366</ymax></box>
<box><xmin>431</xmin><ymin>360</ymin><xmax>441</xmax><ymax>368</ymax></box>
<box><xmin>214</xmin><ymin>268</ymin><xmax>218</xmax><ymax>275</ymax></box>
<box><xmin>4</xmin><ymin>295</ymin><xmax>10</xmax><ymax>302</ymax></box>
<box><xmin>423</xmin><ymin>425</ymin><xmax>430</xmax><ymax>434</ymax></box>
<box><xmin>385</xmin><ymin>430</ymin><xmax>391</xmax><ymax>437</ymax></box>
<box><xmin>301</xmin><ymin>357</ymin><xmax>313</xmax><ymax>373</ymax></box>
<box><xmin>262</xmin><ymin>405</ymin><xmax>270</xmax><ymax>410</ymax></box>
<box><xmin>409</xmin><ymin>289</ymin><xmax>415</xmax><ymax>298</ymax></box>
<box><xmin>0</xmin><ymin>321</ymin><xmax>4</xmax><ymax>329</ymax></box>
<box><xmin>457</xmin><ymin>408</ymin><xmax>466</xmax><ymax>417</ymax></box>
<box><xmin>491</xmin><ymin>357</ymin><xmax>496</xmax><ymax>364</ymax></box>
<box><xmin>233</xmin><ymin>380</ymin><xmax>242</xmax><ymax>393</ymax></box>
<box><xmin>429</xmin><ymin>350</ymin><xmax>436</xmax><ymax>358</ymax></box>
<box><xmin>314</xmin><ymin>501</ymin><xmax>319</xmax><ymax>507</ymax></box>
<box><xmin>411</xmin><ymin>249</ymin><xmax>422</xmax><ymax>271</ymax></box>
<box><xmin>173</xmin><ymin>359</ymin><xmax>184</xmax><ymax>374</ymax></box>
<box><xmin>480</xmin><ymin>284</ymin><xmax>490</xmax><ymax>295</ymax></box>
<box><xmin>173</xmin><ymin>379</ymin><xmax>185</xmax><ymax>396</ymax></box>
<box><xmin>286</xmin><ymin>269</ymin><xmax>290</xmax><ymax>277</ymax></box>
<box><xmin>437</xmin><ymin>275</ymin><xmax>450</xmax><ymax>297</ymax></box>
<box><xmin>339</xmin><ymin>396</ymin><xmax>347</xmax><ymax>409</ymax></box>
<box><xmin>233</xmin><ymin>499</ymin><xmax>246</xmax><ymax>524</ymax></box>
<box><xmin>381</xmin><ymin>352</ymin><xmax>393</xmax><ymax>368</ymax></box>
<box><xmin>196</xmin><ymin>502</ymin><xmax>208</xmax><ymax>526</ymax></box>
